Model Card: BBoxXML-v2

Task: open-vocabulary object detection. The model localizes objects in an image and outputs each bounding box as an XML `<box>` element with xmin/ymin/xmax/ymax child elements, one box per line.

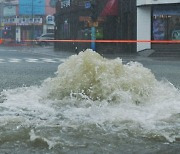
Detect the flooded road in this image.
<box><xmin>0</xmin><ymin>49</ymin><xmax>180</xmax><ymax>154</ymax></box>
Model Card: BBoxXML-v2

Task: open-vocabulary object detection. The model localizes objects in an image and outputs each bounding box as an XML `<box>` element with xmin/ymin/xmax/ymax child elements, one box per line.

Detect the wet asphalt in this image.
<box><xmin>0</xmin><ymin>45</ymin><xmax>180</xmax><ymax>92</ymax></box>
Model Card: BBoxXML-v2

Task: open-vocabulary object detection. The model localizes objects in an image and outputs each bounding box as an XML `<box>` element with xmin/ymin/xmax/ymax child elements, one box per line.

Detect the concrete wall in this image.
<box><xmin>137</xmin><ymin>0</ymin><xmax>180</xmax><ymax>6</ymax></box>
<box><xmin>137</xmin><ymin>6</ymin><xmax>151</xmax><ymax>52</ymax></box>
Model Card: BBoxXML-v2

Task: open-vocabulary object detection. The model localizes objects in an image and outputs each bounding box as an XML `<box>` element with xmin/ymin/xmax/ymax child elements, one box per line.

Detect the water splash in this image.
<box><xmin>45</xmin><ymin>49</ymin><xmax>157</xmax><ymax>104</ymax></box>
<box><xmin>0</xmin><ymin>49</ymin><xmax>180</xmax><ymax>151</ymax></box>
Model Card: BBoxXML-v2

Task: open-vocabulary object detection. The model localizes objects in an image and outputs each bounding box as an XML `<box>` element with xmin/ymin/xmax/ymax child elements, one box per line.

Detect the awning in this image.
<box><xmin>100</xmin><ymin>0</ymin><xmax>118</xmax><ymax>16</ymax></box>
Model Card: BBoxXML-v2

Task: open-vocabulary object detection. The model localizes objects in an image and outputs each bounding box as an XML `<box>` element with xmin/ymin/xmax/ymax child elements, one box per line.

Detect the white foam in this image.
<box><xmin>45</xmin><ymin>49</ymin><xmax>157</xmax><ymax>104</ymax></box>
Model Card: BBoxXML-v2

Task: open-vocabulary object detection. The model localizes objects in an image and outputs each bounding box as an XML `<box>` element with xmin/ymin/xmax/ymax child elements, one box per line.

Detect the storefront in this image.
<box><xmin>55</xmin><ymin>0</ymin><xmax>137</xmax><ymax>53</ymax></box>
<box><xmin>137</xmin><ymin>0</ymin><xmax>180</xmax><ymax>52</ymax></box>
<box><xmin>152</xmin><ymin>5</ymin><xmax>180</xmax><ymax>41</ymax></box>
<box><xmin>20</xmin><ymin>25</ymin><xmax>42</xmax><ymax>41</ymax></box>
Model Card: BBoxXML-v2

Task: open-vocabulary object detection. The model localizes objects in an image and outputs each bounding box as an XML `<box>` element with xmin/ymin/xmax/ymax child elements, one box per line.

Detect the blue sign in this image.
<box><xmin>19</xmin><ymin>0</ymin><xmax>45</xmax><ymax>15</ymax></box>
<box><xmin>85</xmin><ymin>2</ymin><xmax>91</xmax><ymax>9</ymax></box>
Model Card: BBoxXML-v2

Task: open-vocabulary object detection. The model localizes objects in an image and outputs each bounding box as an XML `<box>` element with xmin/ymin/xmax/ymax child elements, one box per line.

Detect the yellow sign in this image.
<box><xmin>79</xmin><ymin>16</ymin><xmax>91</xmax><ymax>22</ymax></box>
<box><xmin>79</xmin><ymin>16</ymin><xmax>105</xmax><ymax>22</ymax></box>
<box><xmin>89</xmin><ymin>22</ymin><xmax>98</xmax><ymax>27</ymax></box>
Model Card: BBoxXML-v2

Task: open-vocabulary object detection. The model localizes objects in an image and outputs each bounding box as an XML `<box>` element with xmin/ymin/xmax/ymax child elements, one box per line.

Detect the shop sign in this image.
<box><xmin>61</xmin><ymin>0</ymin><xmax>70</xmax><ymax>8</ymax></box>
<box><xmin>46</xmin><ymin>15</ymin><xmax>55</xmax><ymax>25</ymax></box>
<box><xmin>89</xmin><ymin>21</ymin><xmax>98</xmax><ymax>27</ymax></box>
<box><xmin>79</xmin><ymin>16</ymin><xmax>105</xmax><ymax>22</ymax></box>
<box><xmin>3</xmin><ymin>17</ymin><xmax>43</xmax><ymax>25</ymax></box>
<box><xmin>172</xmin><ymin>30</ymin><xmax>180</xmax><ymax>40</ymax></box>
<box><xmin>85</xmin><ymin>2</ymin><xmax>91</xmax><ymax>9</ymax></box>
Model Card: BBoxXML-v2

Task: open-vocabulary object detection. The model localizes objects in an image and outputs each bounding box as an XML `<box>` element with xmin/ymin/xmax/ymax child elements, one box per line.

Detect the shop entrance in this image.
<box><xmin>152</xmin><ymin>5</ymin><xmax>180</xmax><ymax>50</ymax></box>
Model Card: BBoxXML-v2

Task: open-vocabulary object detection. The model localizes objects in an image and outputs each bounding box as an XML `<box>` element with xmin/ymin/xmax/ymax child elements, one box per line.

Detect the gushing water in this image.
<box><xmin>0</xmin><ymin>49</ymin><xmax>180</xmax><ymax>152</ymax></box>
<box><xmin>45</xmin><ymin>50</ymin><xmax>156</xmax><ymax>103</ymax></box>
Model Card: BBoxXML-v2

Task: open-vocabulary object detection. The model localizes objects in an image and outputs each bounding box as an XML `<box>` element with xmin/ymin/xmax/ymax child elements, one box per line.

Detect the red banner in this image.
<box><xmin>101</xmin><ymin>0</ymin><xmax>118</xmax><ymax>16</ymax></box>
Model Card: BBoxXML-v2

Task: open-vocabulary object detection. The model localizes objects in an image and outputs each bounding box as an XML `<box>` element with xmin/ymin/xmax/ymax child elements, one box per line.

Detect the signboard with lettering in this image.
<box><xmin>85</xmin><ymin>1</ymin><xmax>91</xmax><ymax>9</ymax></box>
<box><xmin>61</xmin><ymin>0</ymin><xmax>70</xmax><ymax>8</ymax></box>
<box><xmin>46</xmin><ymin>15</ymin><xmax>55</xmax><ymax>25</ymax></box>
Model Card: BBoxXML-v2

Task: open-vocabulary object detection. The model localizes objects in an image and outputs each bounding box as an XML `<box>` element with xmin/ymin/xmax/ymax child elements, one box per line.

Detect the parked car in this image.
<box><xmin>35</xmin><ymin>33</ymin><xmax>54</xmax><ymax>46</ymax></box>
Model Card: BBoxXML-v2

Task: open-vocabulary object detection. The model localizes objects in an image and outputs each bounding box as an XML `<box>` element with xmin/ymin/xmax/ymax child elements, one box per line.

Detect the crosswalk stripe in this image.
<box><xmin>0</xmin><ymin>58</ymin><xmax>65</xmax><ymax>64</ymax></box>
<box><xmin>40</xmin><ymin>58</ymin><xmax>57</xmax><ymax>63</ymax></box>
<box><xmin>25</xmin><ymin>58</ymin><xmax>40</xmax><ymax>63</ymax></box>
<box><xmin>8</xmin><ymin>58</ymin><xmax>22</xmax><ymax>63</ymax></box>
<box><xmin>0</xmin><ymin>59</ymin><xmax>5</xmax><ymax>63</ymax></box>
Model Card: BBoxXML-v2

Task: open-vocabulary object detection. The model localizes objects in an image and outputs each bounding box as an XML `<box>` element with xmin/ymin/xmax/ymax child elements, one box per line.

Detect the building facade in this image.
<box><xmin>137</xmin><ymin>0</ymin><xmax>180</xmax><ymax>52</ymax></box>
<box><xmin>0</xmin><ymin>0</ymin><xmax>56</xmax><ymax>43</ymax></box>
<box><xmin>55</xmin><ymin>0</ymin><xmax>137</xmax><ymax>53</ymax></box>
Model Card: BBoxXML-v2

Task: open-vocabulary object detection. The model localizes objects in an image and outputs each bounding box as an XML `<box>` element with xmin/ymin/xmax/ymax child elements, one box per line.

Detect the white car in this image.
<box><xmin>35</xmin><ymin>33</ymin><xmax>54</xmax><ymax>46</ymax></box>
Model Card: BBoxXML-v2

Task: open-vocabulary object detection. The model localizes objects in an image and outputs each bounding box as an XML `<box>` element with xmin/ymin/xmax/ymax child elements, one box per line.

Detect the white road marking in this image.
<box><xmin>40</xmin><ymin>58</ymin><xmax>58</xmax><ymax>63</ymax></box>
<box><xmin>0</xmin><ymin>58</ymin><xmax>65</xmax><ymax>64</ymax></box>
<box><xmin>0</xmin><ymin>59</ymin><xmax>5</xmax><ymax>63</ymax></box>
<box><xmin>8</xmin><ymin>58</ymin><xmax>22</xmax><ymax>63</ymax></box>
<box><xmin>25</xmin><ymin>58</ymin><xmax>39</xmax><ymax>63</ymax></box>
<box><xmin>54</xmin><ymin>58</ymin><xmax>66</xmax><ymax>63</ymax></box>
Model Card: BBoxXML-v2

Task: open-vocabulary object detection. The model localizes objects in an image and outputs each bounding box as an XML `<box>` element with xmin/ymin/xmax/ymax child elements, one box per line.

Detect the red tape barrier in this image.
<box><xmin>24</xmin><ymin>39</ymin><xmax>180</xmax><ymax>43</ymax></box>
